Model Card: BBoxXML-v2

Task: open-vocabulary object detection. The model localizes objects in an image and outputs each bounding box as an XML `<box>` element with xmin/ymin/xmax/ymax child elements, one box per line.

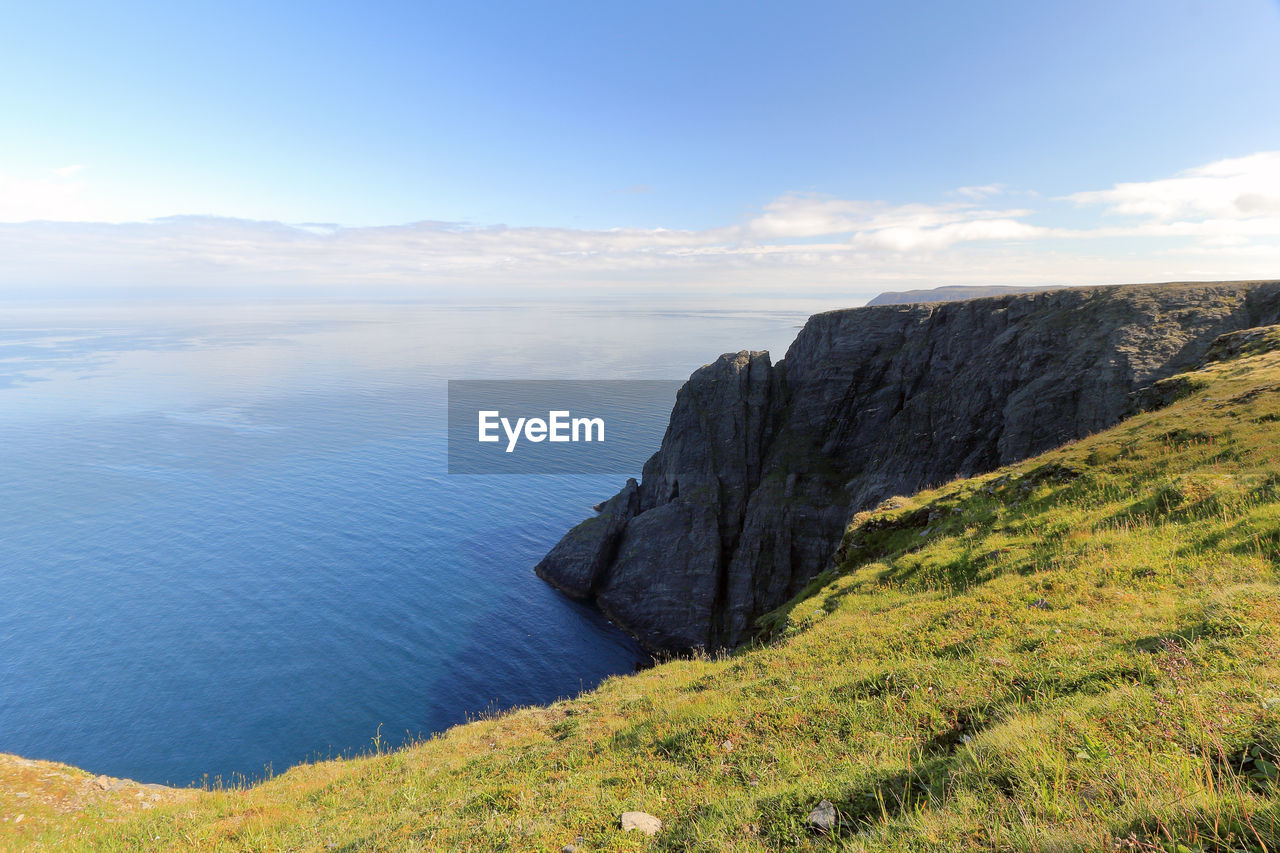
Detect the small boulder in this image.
<box><xmin>93</xmin><ymin>774</ymin><xmax>125</xmax><ymax>792</ymax></box>
<box><xmin>620</xmin><ymin>811</ymin><xmax>662</xmax><ymax>835</ymax></box>
<box><xmin>807</xmin><ymin>799</ymin><xmax>837</xmax><ymax>833</ymax></box>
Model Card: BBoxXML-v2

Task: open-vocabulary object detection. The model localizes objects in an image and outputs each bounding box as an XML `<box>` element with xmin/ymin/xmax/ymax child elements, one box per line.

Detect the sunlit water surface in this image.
<box><xmin>0</xmin><ymin>300</ymin><xmax>806</xmax><ymax>784</ymax></box>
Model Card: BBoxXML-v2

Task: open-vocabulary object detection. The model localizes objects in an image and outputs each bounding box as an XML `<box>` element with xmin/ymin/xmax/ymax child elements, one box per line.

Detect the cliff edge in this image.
<box><xmin>536</xmin><ymin>280</ymin><xmax>1280</xmax><ymax>651</ymax></box>
<box><xmin>864</xmin><ymin>284</ymin><xmax>1055</xmax><ymax>305</ymax></box>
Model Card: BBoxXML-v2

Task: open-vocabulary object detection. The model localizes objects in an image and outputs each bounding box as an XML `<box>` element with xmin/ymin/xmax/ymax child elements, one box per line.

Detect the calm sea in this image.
<box><xmin>0</xmin><ymin>299</ymin><xmax>807</xmax><ymax>785</ymax></box>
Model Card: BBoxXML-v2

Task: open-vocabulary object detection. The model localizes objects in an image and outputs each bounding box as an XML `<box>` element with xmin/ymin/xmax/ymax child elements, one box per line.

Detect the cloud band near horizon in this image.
<box><xmin>2</xmin><ymin>151</ymin><xmax>1278</xmax><ymax>296</ymax></box>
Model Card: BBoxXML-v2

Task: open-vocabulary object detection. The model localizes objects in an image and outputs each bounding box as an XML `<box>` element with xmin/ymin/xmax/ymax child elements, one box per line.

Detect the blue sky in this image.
<box><xmin>1</xmin><ymin>1</ymin><xmax>1279</xmax><ymax>296</ymax></box>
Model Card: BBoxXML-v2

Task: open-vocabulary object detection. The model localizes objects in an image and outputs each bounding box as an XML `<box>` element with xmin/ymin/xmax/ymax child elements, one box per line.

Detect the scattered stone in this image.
<box><xmin>807</xmin><ymin>799</ymin><xmax>837</xmax><ymax>833</ymax></box>
<box><xmin>1030</xmin><ymin>598</ymin><xmax>1051</xmax><ymax>610</ymax></box>
<box><xmin>721</xmin><ymin>739</ymin><xmax>734</xmax><ymax>752</ymax></box>
<box><xmin>561</xmin><ymin>845</ymin><xmax>576</xmax><ymax>853</ymax></box>
<box><xmin>620</xmin><ymin>811</ymin><xmax>662</xmax><ymax>835</ymax></box>
<box><xmin>92</xmin><ymin>774</ymin><xmax>125</xmax><ymax>791</ymax></box>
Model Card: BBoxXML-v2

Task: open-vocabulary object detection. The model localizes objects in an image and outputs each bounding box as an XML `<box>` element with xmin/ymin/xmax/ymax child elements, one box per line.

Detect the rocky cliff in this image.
<box><xmin>536</xmin><ymin>280</ymin><xmax>1280</xmax><ymax>652</ymax></box>
<box><xmin>865</xmin><ymin>284</ymin><xmax>1056</xmax><ymax>305</ymax></box>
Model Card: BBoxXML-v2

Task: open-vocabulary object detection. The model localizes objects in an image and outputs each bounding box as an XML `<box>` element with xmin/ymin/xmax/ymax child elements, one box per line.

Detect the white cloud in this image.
<box><xmin>746</xmin><ymin>193</ymin><xmax>876</xmax><ymax>239</ymax></box>
<box><xmin>2</xmin><ymin>152</ymin><xmax>1280</xmax><ymax>295</ymax></box>
<box><xmin>1049</xmin><ymin>152</ymin><xmax>1280</xmax><ymax>257</ymax></box>
<box><xmin>0</xmin><ymin>166</ymin><xmax>157</xmax><ymax>223</ymax></box>
<box><xmin>1066</xmin><ymin>151</ymin><xmax>1280</xmax><ymax>221</ymax></box>
<box><xmin>952</xmin><ymin>184</ymin><xmax>1005</xmax><ymax>201</ymax></box>
<box><xmin>746</xmin><ymin>192</ymin><xmax>1047</xmax><ymax>252</ymax></box>
<box><xmin>852</xmin><ymin>217</ymin><xmax>1048</xmax><ymax>252</ymax></box>
<box><xmin>0</xmin><ymin>172</ymin><xmax>91</xmax><ymax>221</ymax></box>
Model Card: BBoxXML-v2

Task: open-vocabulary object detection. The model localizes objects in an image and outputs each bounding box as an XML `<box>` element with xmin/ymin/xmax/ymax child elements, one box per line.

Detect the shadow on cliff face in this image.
<box><xmin>536</xmin><ymin>281</ymin><xmax>1280</xmax><ymax>655</ymax></box>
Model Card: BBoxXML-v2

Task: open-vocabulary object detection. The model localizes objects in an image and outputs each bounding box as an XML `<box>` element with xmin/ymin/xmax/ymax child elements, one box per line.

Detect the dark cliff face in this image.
<box><xmin>536</xmin><ymin>281</ymin><xmax>1280</xmax><ymax>652</ymax></box>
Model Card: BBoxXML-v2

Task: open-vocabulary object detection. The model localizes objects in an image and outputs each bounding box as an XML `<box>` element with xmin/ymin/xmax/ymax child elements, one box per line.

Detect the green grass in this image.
<box><xmin>9</xmin><ymin>327</ymin><xmax>1280</xmax><ymax>851</ymax></box>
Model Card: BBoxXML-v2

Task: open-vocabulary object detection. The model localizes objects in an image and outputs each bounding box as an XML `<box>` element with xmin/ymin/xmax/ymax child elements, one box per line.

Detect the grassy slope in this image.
<box><xmin>10</xmin><ymin>328</ymin><xmax>1280</xmax><ymax>852</ymax></box>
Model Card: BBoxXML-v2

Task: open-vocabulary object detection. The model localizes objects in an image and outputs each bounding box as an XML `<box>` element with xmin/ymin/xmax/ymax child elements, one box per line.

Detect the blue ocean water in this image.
<box><xmin>0</xmin><ymin>300</ymin><xmax>806</xmax><ymax>785</ymax></box>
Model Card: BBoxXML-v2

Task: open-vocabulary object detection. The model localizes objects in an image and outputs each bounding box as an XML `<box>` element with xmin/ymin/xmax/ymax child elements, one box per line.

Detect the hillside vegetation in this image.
<box><xmin>7</xmin><ymin>327</ymin><xmax>1280</xmax><ymax>851</ymax></box>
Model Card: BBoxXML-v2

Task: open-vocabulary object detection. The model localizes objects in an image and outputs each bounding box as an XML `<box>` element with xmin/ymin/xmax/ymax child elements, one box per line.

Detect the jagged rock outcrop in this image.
<box><xmin>536</xmin><ymin>280</ymin><xmax>1280</xmax><ymax>652</ymax></box>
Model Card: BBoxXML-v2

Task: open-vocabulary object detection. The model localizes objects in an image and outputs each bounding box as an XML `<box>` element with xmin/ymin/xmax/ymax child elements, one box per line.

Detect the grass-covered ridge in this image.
<box><xmin>8</xmin><ymin>327</ymin><xmax>1280</xmax><ymax>851</ymax></box>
